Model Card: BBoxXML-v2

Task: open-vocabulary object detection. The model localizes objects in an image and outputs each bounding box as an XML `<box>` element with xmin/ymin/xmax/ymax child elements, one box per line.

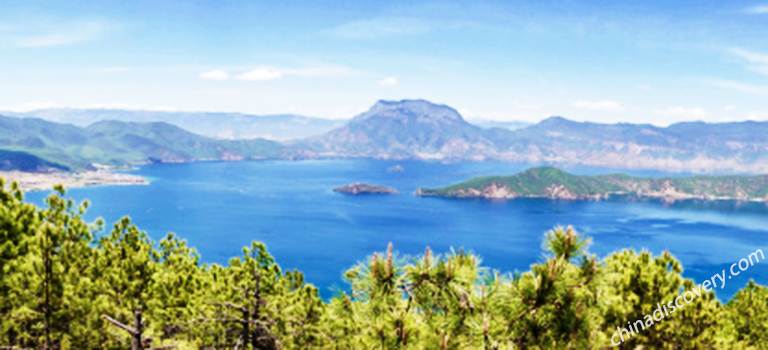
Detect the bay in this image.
<box><xmin>24</xmin><ymin>159</ymin><xmax>768</xmax><ymax>300</ymax></box>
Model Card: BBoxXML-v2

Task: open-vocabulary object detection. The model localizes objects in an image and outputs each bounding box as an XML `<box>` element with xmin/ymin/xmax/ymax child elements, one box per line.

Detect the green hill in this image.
<box><xmin>0</xmin><ymin>115</ymin><xmax>287</xmax><ymax>171</ymax></box>
<box><xmin>417</xmin><ymin>166</ymin><xmax>768</xmax><ymax>202</ymax></box>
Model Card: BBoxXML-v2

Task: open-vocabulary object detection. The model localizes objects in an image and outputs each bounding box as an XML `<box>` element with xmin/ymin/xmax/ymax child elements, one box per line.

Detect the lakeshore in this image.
<box><xmin>0</xmin><ymin>170</ymin><xmax>149</xmax><ymax>192</ymax></box>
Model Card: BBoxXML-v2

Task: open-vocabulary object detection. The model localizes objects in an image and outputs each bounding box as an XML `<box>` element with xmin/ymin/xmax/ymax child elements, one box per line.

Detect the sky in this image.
<box><xmin>1</xmin><ymin>0</ymin><xmax>768</xmax><ymax>125</ymax></box>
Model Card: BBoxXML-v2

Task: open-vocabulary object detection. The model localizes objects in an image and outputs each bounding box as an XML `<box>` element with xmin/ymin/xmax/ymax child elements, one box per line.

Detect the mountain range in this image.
<box><xmin>0</xmin><ymin>115</ymin><xmax>286</xmax><ymax>171</ymax></box>
<box><xmin>2</xmin><ymin>109</ymin><xmax>346</xmax><ymax>141</ymax></box>
<box><xmin>3</xmin><ymin>99</ymin><xmax>768</xmax><ymax>173</ymax></box>
<box><xmin>300</xmin><ymin>100</ymin><xmax>768</xmax><ymax>173</ymax></box>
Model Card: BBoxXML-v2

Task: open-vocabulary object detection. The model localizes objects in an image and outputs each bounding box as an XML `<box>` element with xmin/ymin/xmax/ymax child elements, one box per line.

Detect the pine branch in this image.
<box><xmin>109</xmin><ymin>329</ymin><xmax>128</xmax><ymax>345</ymax></box>
<box><xmin>215</xmin><ymin>311</ymin><xmax>244</xmax><ymax>321</ymax></box>
<box><xmin>191</xmin><ymin>317</ymin><xmax>244</xmax><ymax>323</ymax></box>
<box><xmin>571</xmin><ymin>258</ymin><xmax>596</xmax><ymax>289</ymax></box>
<box><xmin>102</xmin><ymin>314</ymin><xmax>139</xmax><ymax>336</ymax></box>
<box><xmin>213</xmin><ymin>302</ymin><xmax>248</xmax><ymax>313</ymax></box>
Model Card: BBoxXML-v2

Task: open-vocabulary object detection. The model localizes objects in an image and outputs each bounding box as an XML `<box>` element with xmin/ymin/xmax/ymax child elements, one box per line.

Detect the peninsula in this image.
<box><xmin>415</xmin><ymin>166</ymin><xmax>768</xmax><ymax>202</ymax></box>
<box><xmin>334</xmin><ymin>183</ymin><xmax>398</xmax><ymax>195</ymax></box>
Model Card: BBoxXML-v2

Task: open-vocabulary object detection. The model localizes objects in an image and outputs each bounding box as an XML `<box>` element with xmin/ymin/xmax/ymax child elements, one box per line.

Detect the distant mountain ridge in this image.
<box><xmin>4</xmin><ymin>99</ymin><xmax>768</xmax><ymax>173</ymax></box>
<box><xmin>3</xmin><ymin>109</ymin><xmax>346</xmax><ymax>140</ymax></box>
<box><xmin>298</xmin><ymin>100</ymin><xmax>768</xmax><ymax>173</ymax></box>
<box><xmin>504</xmin><ymin>116</ymin><xmax>768</xmax><ymax>172</ymax></box>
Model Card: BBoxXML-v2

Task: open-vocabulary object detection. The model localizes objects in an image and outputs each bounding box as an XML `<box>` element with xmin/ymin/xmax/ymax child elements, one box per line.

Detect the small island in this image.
<box><xmin>334</xmin><ymin>183</ymin><xmax>398</xmax><ymax>195</ymax></box>
<box><xmin>416</xmin><ymin>166</ymin><xmax>768</xmax><ymax>203</ymax></box>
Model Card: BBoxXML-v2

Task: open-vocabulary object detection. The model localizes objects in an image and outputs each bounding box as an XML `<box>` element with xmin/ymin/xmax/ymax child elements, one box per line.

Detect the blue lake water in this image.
<box><xmin>24</xmin><ymin>159</ymin><xmax>768</xmax><ymax>301</ymax></box>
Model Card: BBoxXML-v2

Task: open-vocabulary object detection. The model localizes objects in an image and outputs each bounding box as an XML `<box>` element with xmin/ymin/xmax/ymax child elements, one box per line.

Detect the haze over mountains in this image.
<box><xmin>3</xmin><ymin>99</ymin><xmax>768</xmax><ymax>173</ymax></box>
<box><xmin>3</xmin><ymin>109</ymin><xmax>346</xmax><ymax>141</ymax></box>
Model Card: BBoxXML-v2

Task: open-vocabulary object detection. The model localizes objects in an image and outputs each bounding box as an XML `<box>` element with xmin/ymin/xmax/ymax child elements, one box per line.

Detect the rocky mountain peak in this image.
<box><xmin>534</xmin><ymin>116</ymin><xmax>578</xmax><ymax>129</ymax></box>
<box><xmin>350</xmin><ymin>99</ymin><xmax>467</xmax><ymax>126</ymax></box>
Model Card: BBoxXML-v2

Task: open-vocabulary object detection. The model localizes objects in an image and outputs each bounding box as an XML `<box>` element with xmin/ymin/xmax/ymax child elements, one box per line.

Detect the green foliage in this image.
<box><xmin>418</xmin><ymin>166</ymin><xmax>768</xmax><ymax>200</ymax></box>
<box><xmin>721</xmin><ymin>280</ymin><xmax>768</xmax><ymax>348</ymax></box>
<box><xmin>1</xmin><ymin>181</ymin><xmax>766</xmax><ymax>349</ymax></box>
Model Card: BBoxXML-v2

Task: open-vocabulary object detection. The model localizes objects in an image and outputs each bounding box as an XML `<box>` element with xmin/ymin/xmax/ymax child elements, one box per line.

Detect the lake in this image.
<box><xmin>24</xmin><ymin>159</ymin><xmax>768</xmax><ymax>300</ymax></box>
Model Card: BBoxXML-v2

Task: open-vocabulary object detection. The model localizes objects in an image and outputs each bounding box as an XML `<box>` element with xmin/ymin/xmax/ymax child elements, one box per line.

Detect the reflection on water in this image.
<box><xmin>612</xmin><ymin>194</ymin><xmax>768</xmax><ymax>214</ymax></box>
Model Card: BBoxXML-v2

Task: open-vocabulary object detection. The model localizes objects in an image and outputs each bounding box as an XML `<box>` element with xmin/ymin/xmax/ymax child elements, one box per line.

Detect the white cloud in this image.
<box><xmin>378</xmin><ymin>77</ymin><xmax>398</xmax><ymax>86</ymax></box>
<box><xmin>1</xmin><ymin>21</ymin><xmax>106</xmax><ymax>48</ymax></box>
<box><xmin>746</xmin><ymin>5</ymin><xmax>768</xmax><ymax>14</ymax></box>
<box><xmin>748</xmin><ymin>65</ymin><xmax>768</xmax><ymax>76</ymax></box>
<box><xmin>573</xmin><ymin>100</ymin><xmax>625</xmax><ymax>112</ymax></box>
<box><xmin>236</xmin><ymin>67</ymin><xmax>283</xmax><ymax>81</ymax></box>
<box><xmin>199</xmin><ymin>69</ymin><xmax>230</xmax><ymax>81</ymax></box>
<box><xmin>2</xmin><ymin>101</ymin><xmax>60</xmax><ymax>112</ymax></box>
<box><xmin>729</xmin><ymin>48</ymin><xmax>768</xmax><ymax>64</ymax></box>
<box><xmin>327</xmin><ymin>17</ymin><xmax>431</xmax><ymax>39</ymax></box>
<box><xmin>729</xmin><ymin>47</ymin><xmax>768</xmax><ymax>77</ymax></box>
<box><xmin>654</xmin><ymin>107</ymin><xmax>708</xmax><ymax>118</ymax></box>
<box><xmin>707</xmin><ymin>79</ymin><xmax>768</xmax><ymax>96</ymax></box>
<box><xmin>747</xmin><ymin>111</ymin><xmax>768</xmax><ymax>120</ymax></box>
<box><xmin>724</xmin><ymin>105</ymin><xmax>736</xmax><ymax>111</ymax></box>
<box><xmin>636</xmin><ymin>85</ymin><xmax>652</xmax><ymax>90</ymax></box>
<box><xmin>83</xmin><ymin>103</ymin><xmax>178</xmax><ymax>112</ymax></box>
<box><xmin>232</xmin><ymin>65</ymin><xmax>360</xmax><ymax>82</ymax></box>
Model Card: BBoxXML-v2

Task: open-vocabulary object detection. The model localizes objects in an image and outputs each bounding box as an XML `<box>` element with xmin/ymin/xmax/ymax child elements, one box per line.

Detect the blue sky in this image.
<box><xmin>1</xmin><ymin>0</ymin><xmax>768</xmax><ymax>125</ymax></box>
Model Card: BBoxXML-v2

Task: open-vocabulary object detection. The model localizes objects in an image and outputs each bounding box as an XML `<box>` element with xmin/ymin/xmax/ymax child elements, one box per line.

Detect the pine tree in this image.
<box><xmin>2</xmin><ymin>181</ymin><xmax>768</xmax><ymax>348</ymax></box>
<box><xmin>2</xmin><ymin>185</ymin><xmax>95</xmax><ymax>348</ymax></box>
<box><xmin>721</xmin><ymin>280</ymin><xmax>768</xmax><ymax>348</ymax></box>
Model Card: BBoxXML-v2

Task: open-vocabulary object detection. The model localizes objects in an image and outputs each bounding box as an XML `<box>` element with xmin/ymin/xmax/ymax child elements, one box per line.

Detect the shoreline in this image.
<box><xmin>416</xmin><ymin>188</ymin><xmax>768</xmax><ymax>204</ymax></box>
<box><xmin>0</xmin><ymin>170</ymin><xmax>149</xmax><ymax>192</ymax></box>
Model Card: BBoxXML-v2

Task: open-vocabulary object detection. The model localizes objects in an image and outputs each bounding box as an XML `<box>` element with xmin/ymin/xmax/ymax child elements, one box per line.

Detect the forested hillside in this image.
<box><xmin>1</xmin><ymin>178</ymin><xmax>766</xmax><ymax>349</ymax></box>
<box><xmin>0</xmin><ymin>116</ymin><xmax>286</xmax><ymax>171</ymax></box>
<box><xmin>417</xmin><ymin>166</ymin><xmax>768</xmax><ymax>201</ymax></box>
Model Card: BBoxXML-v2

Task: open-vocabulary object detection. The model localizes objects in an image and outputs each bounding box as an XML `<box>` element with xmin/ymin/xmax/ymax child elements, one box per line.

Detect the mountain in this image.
<box><xmin>2</xmin><ymin>109</ymin><xmax>347</xmax><ymax>140</ymax></box>
<box><xmin>7</xmin><ymin>100</ymin><xmax>768</xmax><ymax>174</ymax></box>
<box><xmin>0</xmin><ymin>150</ymin><xmax>69</xmax><ymax>172</ymax></box>
<box><xmin>298</xmin><ymin>100</ymin><xmax>513</xmax><ymax>160</ymax></box>
<box><xmin>294</xmin><ymin>100</ymin><xmax>768</xmax><ymax>172</ymax></box>
<box><xmin>495</xmin><ymin>117</ymin><xmax>768</xmax><ymax>173</ymax></box>
<box><xmin>417</xmin><ymin>166</ymin><xmax>768</xmax><ymax>202</ymax></box>
<box><xmin>0</xmin><ymin>115</ymin><xmax>286</xmax><ymax>171</ymax></box>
